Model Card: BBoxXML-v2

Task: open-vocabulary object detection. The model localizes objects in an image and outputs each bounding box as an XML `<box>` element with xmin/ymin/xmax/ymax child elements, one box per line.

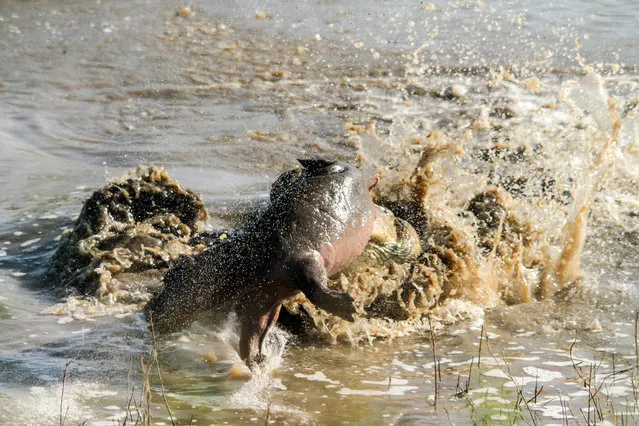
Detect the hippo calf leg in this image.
<box><xmin>238</xmin><ymin>279</ymin><xmax>298</xmax><ymax>368</ymax></box>
<box><xmin>291</xmin><ymin>253</ymin><xmax>357</xmax><ymax>322</ymax></box>
<box><xmin>239</xmin><ymin>302</ymin><xmax>284</xmax><ymax>368</ymax></box>
<box><xmin>238</xmin><ymin>253</ymin><xmax>357</xmax><ymax>367</ymax></box>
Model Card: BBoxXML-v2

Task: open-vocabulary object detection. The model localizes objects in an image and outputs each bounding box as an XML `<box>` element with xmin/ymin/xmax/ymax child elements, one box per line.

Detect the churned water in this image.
<box><xmin>0</xmin><ymin>0</ymin><xmax>638</xmax><ymax>424</ymax></box>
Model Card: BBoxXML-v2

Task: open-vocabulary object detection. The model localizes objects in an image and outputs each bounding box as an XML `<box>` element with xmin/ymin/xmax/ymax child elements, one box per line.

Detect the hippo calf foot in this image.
<box><xmin>312</xmin><ymin>289</ymin><xmax>357</xmax><ymax>322</ymax></box>
<box><xmin>245</xmin><ymin>353</ymin><xmax>267</xmax><ymax>370</ymax></box>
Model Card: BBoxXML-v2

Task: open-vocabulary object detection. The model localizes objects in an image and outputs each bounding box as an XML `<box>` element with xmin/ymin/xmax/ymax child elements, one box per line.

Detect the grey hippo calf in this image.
<box><xmin>145</xmin><ymin>159</ymin><xmax>377</xmax><ymax>368</ymax></box>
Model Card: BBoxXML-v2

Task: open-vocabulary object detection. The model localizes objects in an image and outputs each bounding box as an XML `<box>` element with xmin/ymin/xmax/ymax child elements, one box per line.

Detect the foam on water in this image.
<box><xmin>337</xmin><ymin>385</ymin><xmax>419</xmax><ymax>397</ymax></box>
<box><xmin>0</xmin><ymin>381</ymin><xmax>125</xmax><ymax>424</ymax></box>
<box><xmin>293</xmin><ymin>371</ymin><xmax>341</xmax><ymax>385</ymax></box>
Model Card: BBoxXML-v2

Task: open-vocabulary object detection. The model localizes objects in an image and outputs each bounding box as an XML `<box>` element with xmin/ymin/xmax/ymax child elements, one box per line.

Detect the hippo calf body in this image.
<box><xmin>145</xmin><ymin>159</ymin><xmax>377</xmax><ymax>367</ymax></box>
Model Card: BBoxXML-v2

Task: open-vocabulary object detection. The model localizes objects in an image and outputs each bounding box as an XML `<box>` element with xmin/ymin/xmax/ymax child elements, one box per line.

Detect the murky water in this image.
<box><xmin>1</xmin><ymin>0</ymin><xmax>638</xmax><ymax>424</ymax></box>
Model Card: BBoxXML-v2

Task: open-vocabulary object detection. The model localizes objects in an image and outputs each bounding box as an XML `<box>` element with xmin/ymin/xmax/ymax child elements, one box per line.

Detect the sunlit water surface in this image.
<box><xmin>0</xmin><ymin>0</ymin><xmax>638</xmax><ymax>424</ymax></box>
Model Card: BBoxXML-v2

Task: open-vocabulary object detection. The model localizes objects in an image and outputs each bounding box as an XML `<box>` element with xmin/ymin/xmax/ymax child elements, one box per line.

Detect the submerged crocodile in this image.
<box><xmin>45</xmin><ymin>154</ymin><xmax>540</xmax><ymax>364</ymax></box>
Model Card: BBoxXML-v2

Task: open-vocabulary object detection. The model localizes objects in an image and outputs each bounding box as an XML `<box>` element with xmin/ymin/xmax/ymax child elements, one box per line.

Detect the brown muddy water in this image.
<box><xmin>0</xmin><ymin>0</ymin><xmax>638</xmax><ymax>424</ymax></box>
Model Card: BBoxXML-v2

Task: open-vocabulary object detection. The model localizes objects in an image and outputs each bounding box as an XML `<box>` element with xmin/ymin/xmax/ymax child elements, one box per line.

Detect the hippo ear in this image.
<box><xmin>297</xmin><ymin>158</ymin><xmax>335</xmax><ymax>171</ymax></box>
